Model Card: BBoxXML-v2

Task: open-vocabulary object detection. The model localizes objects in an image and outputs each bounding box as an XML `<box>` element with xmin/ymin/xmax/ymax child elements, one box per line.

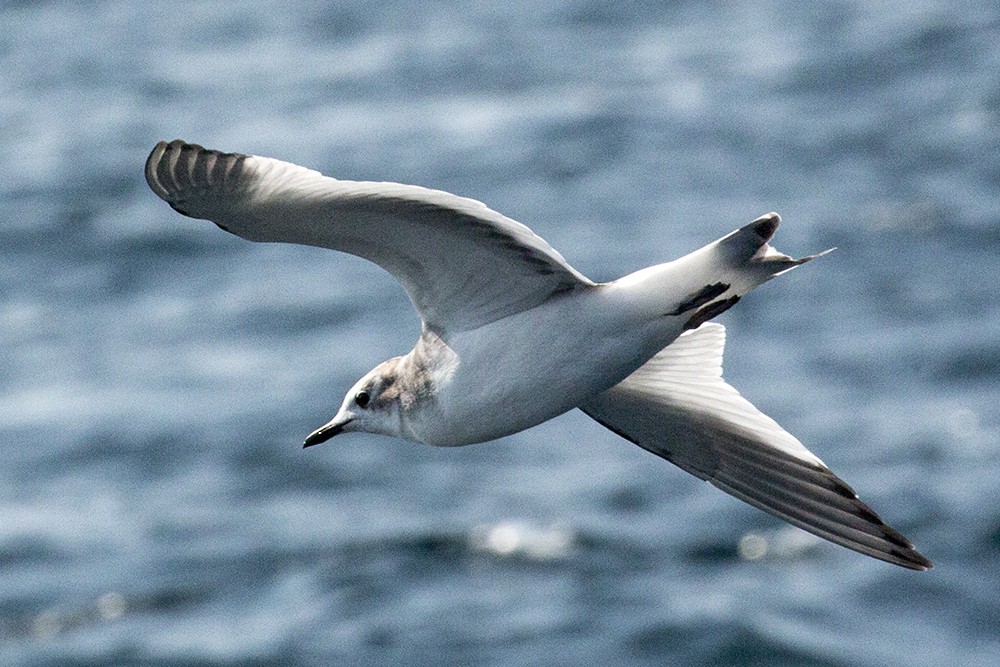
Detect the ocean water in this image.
<box><xmin>2</xmin><ymin>1</ymin><xmax>998</xmax><ymax>665</ymax></box>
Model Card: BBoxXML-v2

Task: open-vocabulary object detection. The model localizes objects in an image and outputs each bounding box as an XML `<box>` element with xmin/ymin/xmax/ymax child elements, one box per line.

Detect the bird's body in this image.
<box><xmin>145</xmin><ymin>139</ymin><xmax>932</xmax><ymax>570</ymax></box>
<box><xmin>409</xmin><ymin>285</ymin><xmax>655</xmax><ymax>446</ymax></box>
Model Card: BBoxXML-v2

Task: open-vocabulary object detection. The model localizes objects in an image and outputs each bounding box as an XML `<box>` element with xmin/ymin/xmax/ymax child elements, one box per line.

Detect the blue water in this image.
<box><xmin>2</xmin><ymin>1</ymin><xmax>998</xmax><ymax>664</ymax></box>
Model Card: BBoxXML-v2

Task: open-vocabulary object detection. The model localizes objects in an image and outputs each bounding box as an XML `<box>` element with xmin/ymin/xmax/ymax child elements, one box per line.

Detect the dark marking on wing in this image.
<box><xmin>584</xmin><ymin>394</ymin><xmax>933</xmax><ymax>570</ymax></box>
<box><xmin>683</xmin><ymin>295</ymin><xmax>740</xmax><ymax>330</ymax></box>
<box><xmin>668</xmin><ymin>282</ymin><xmax>730</xmax><ymax>316</ymax></box>
<box><xmin>147</xmin><ymin>139</ymin><xmax>591</xmax><ymax>330</ymax></box>
<box><xmin>369</xmin><ymin>197</ymin><xmax>581</xmax><ymax>286</ymax></box>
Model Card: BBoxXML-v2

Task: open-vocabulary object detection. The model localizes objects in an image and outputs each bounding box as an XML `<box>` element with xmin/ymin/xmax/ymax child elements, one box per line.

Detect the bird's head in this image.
<box><xmin>303</xmin><ymin>358</ymin><xmax>405</xmax><ymax>447</ymax></box>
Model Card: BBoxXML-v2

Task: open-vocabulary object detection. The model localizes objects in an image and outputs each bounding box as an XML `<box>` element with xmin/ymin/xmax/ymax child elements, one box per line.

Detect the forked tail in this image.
<box><xmin>715</xmin><ymin>212</ymin><xmax>831</xmax><ymax>284</ymax></box>
<box><xmin>613</xmin><ymin>213</ymin><xmax>832</xmax><ymax>329</ymax></box>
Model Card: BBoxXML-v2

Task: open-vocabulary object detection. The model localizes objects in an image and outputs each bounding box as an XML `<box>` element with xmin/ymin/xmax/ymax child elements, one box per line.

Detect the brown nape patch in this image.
<box><xmin>377</xmin><ymin>372</ymin><xmax>402</xmax><ymax>401</ymax></box>
<box><xmin>683</xmin><ymin>295</ymin><xmax>740</xmax><ymax>330</ymax></box>
<box><xmin>668</xmin><ymin>282</ymin><xmax>730</xmax><ymax>316</ymax></box>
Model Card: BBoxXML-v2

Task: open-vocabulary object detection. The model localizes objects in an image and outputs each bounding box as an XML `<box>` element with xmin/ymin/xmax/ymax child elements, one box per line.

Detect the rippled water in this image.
<box><xmin>2</xmin><ymin>1</ymin><xmax>999</xmax><ymax>665</ymax></box>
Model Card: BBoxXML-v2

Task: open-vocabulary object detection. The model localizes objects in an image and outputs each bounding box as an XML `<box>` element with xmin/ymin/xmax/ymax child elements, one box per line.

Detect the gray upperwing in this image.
<box><xmin>145</xmin><ymin>140</ymin><xmax>592</xmax><ymax>333</ymax></box>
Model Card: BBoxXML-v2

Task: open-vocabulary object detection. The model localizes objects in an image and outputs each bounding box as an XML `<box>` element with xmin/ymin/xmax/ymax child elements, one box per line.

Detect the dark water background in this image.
<box><xmin>2</xmin><ymin>1</ymin><xmax>998</xmax><ymax>665</ymax></box>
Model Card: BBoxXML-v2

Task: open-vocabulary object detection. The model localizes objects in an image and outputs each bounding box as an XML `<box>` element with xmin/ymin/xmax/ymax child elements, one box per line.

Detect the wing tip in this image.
<box><xmin>712</xmin><ymin>475</ymin><xmax>933</xmax><ymax>571</ymax></box>
<box><xmin>894</xmin><ymin>548</ymin><xmax>934</xmax><ymax>571</ymax></box>
<box><xmin>145</xmin><ymin>139</ymin><xmax>252</xmax><ymax>218</ymax></box>
<box><xmin>146</xmin><ymin>139</ymin><xmax>202</xmax><ymax>201</ymax></box>
<box><xmin>144</xmin><ymin>139</ymin><xmax>172</xmax><ymax>200</ymax></box>
<box><xmin>879</xmin><ymin>520</ymin><xmax>934</xmax><ymax>570</ymax></box>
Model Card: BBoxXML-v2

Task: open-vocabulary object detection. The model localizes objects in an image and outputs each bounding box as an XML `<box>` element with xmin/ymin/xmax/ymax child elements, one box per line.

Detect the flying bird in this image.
<box><xmin>145</xmin><ymin>139</ymin><xmax>931</xmax><ymax>570</ymax></box>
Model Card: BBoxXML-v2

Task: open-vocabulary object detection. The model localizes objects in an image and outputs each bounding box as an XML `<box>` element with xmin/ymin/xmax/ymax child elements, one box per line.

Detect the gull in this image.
<box><xmin>145</xmin><ymin>140</ymin><xmax>931</xmax><ymax>570</ymax></box>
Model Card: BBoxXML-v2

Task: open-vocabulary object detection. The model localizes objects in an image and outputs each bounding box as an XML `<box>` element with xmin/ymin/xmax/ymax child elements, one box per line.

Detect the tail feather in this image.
<box><xmin>612</xmin><ymin>212</ymin><xmax>832</xmax><ymax>326</ymax></box>
<box><xmin>716</xmin><ymin>212</ymin><xmax>833</xmax><ymax>286</ymax></box>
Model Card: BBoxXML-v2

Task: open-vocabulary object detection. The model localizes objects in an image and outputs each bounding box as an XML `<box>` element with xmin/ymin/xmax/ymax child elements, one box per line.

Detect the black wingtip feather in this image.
<box><xmin>145</xmin><ymin>140</ymin><xmax>252</xmax><ymax>221</ymax></box>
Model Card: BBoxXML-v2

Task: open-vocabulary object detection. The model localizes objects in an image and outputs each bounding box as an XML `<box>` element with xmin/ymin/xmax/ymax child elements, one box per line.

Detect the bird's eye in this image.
<box><xmin>354</xmin><ymin>391</ymin><xmax>371</xmax><ymax>408</ymax></box>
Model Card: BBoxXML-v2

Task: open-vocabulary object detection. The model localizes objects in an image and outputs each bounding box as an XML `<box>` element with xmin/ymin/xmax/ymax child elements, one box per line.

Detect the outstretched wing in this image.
<box><xmin>145</xmin><ymin>140</ymin><xmax>592</xmax><ymax>333</ymax></box>
<box><xmin>580</xmin><ymin>323</ymin><xmax>932</xmax><ymax>570</ymax></box>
